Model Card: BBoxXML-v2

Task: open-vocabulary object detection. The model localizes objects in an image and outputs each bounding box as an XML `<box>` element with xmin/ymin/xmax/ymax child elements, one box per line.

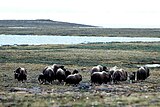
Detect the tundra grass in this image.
<box><xmin>0</xmin><ymin>42</ymin><xmax>160</xmax><ymax>106</ymax></box>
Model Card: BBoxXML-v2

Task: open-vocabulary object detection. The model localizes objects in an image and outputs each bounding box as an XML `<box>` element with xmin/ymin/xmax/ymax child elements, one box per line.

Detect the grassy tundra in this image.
<box><xmin>0</xmin><ymin>42</ymin><xmax>160</xmax><ymax>106</ymax></box>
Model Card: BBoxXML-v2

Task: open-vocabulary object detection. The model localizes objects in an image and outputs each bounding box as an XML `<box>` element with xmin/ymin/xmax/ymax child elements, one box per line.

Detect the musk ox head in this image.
<box><xmin>72</xmin><ymin>69</ymin><xmax>79</xmax><ymax>74</ymax></box>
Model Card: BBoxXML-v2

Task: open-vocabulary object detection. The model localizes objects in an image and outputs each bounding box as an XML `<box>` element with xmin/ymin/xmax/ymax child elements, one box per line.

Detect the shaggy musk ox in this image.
<box><xmin>38</xmin><ymin>73</ymin><xmax>45</xmax><ymax>84</ymax></box>
<box><xmin>38</xmin><ymin>64</ymin><xmax>66</xmax><ymax>84</ymax></box>
<box><xmin>91</xmin><ymin>71</ymin><xmax>111</xmax><ymax>84</ymax></box>
<box><xmin>111</xmin><ymin>69</ymin><xmax>128</xmax><ymax>83</ymax></box>
<box><xmin>56</xmin><ymin>68</ymin><xmax>66</xmax><ymax>83</ymax></box>
<box><xmin>14</xmin><ymin>67</ymin><xmax>27</xmax><ymax>82</ymax></box>
<box><xmin>41</xmin><ymin>66</ymin><xmax>55</xmax><ymax>84</ymax></box>
<box><xmin>66</xmin><ymin>74</ymin><xmax>82</xmax><ymax>85</ymax></box>
<box><xmin>91</xmin><ymin>65</ymin><xmax>108</xmax><ymax>74</ymax></box>
<box><xmin>133</xmin><ymin>66</ymin><xmax>150</xmax><ymax>81</ymax></box>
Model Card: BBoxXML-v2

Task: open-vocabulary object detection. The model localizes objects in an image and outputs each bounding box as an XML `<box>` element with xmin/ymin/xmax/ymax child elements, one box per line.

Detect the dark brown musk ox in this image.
<box><xmin>41</xmin><ymin>66</ymin><xmax>55</xmax><ymax>84</ymax></box>
<box><xmin>56</xmin><ymin>68</ymin><xmax>66</xmax><ymax>83</ymax></box>
<box><xmin>14</xmin><ymin>67</ymin><xmax>27</xmax><ymax>82</ymax></box>
<box><xmin>91</xmin><ymin>71</ymin><xmax>111</xmax><ymax>85</ymax></box>
<box><xmin>91</xmin><ymin>65</ymin><xmax>108</xmax><ymax>74</ymax></box>
<box><xmin>65</xmin><ymin>74</ymin><xmax>82</xmax><ymax>85</ymax></box>
<box><xmin>112</xmin><ymin>68</ymin><xmax>128</xmax><ymax>83</ymax></box>
<box><xmin>38</xmin><ymin>73</ymin><xmax>45</xmax><ymax>84</ymax></box>
<box><xmin>134</xmin><ymin>66</ymin><xmax>150</xmax><ymax>81</ymax></box>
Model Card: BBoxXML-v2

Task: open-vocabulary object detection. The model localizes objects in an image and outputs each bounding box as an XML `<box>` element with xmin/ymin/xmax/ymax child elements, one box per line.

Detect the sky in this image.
<box><xmin>0</xmin><ymin>0</ymin><xmax>160</xmax><ymax>28</ymax></box>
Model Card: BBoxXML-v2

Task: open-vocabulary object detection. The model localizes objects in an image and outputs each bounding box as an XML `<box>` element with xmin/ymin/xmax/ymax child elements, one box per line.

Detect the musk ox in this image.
<box><xmin>14</xmin><ymin>67</ymin><xmax>27</xmax><ymax>82</ymax></box>
<box><xmin>112</xmin><ymin>69</ymin><xmax>128</xmax><ymax>83</ymax></box>
<box><xmin>135</xmin><ymin>66</ymin><xmax>150</xmax><ymax>81</ymax></box>
<box><xmin>91</xmin><ymin>65</ymin><xmax>108</xmax><ymax>74</ymax></box>
<box><xmin>42</xmin><ymin>66</ymin><xmax>55</xmax><ymax>84</ymax></box>
<box><xmin>51</xmin><ymin>64</ymin><xmax>65</xmax><ymax>73</ymax></box>
<box><xmin>91</xmin><ymin>71</ymin><xmax>111</xmax><ymax>84</ymax></box>
<box><xmin>38</xmin><ymin>73</ymin><xmax>45</xmax><ymax>84</ymax></box>
<box><xmin>66</xmin><ymin>74</ymin><xmax>82</xmax><ymax>85</ymax></box>
<box><xmin>56</xmin><ymin>68</ymin><xmax>66</xmax><ymax>83</ymax></box>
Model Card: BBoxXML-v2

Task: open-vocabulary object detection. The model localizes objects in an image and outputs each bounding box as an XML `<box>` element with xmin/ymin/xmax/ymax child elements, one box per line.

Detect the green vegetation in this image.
<box><xmin>0</xmin><ymin>42</ymin><xmax>160</xmax><ymax>106</ymax></box>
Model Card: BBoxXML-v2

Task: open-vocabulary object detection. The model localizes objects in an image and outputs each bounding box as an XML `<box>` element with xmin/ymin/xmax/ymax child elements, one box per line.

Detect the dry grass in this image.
<box><xmin>0</xmin><ymin>42</ymin><xmax>160</xmax><ymax>106</ymax></box>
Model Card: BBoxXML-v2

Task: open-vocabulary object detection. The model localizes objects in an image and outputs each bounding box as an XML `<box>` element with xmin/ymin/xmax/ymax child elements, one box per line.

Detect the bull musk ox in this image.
<box><xmin>65</xmin><ymin>74</ymin><xmax>82</xmax><ymax>85</ymax></box>
<box><xmin>91</xmin><ymin>71</ymin><xmax>111</xmax><ymax>84</ymax></box>
<box><xmin>14</xmin><ymin>67</ymin><xmax>27</xmax><ymax>82</ymax></box>
<box><xmin>91</xmin><ymin>65</ymin><xmax>108</xmax><ymax>74</ymax></box>
<box><xmin>42</xmin><ymin>66</ymin><xmax>55</xmax><ymax>84</ymax></box>
<box><xmin>112</xmin><ymin>69</ymin><xmax>128</xmax><ymax>83</ymax></box>
<box><xmin>135</xmin><ymin>66</ymin><xmax>150</xmax><ymax>80</ymax></box>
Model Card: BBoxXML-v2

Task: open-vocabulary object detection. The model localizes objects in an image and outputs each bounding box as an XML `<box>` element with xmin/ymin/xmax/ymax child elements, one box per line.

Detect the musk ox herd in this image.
<box><xmin>14</xmin><ymin>64</ymin><xmax>150</xmax><ymax>85</ymax></box>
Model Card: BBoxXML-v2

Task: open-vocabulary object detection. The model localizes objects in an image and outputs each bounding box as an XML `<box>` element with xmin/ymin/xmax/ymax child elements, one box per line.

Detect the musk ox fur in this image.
<box><xmin>91</xmin><ymin>71</ymin><xmax>111</xmax><ymax>84</ymax></box>
<box><xmin>38</xmin><ymin>73</ymin><xmax>45</xmax><ymax>84</ymax></box>
<box><xmin>14</xmin><ymin>67</ymin><xmax>27</xmax><ymax>82</ymax></box>
<box><xmin>66</xmin><ymin>74</ymin><xmax>82</xmax><ymax>85</ymax></box>
<box><xmin>135</xmin><ymin>66</ymin><xmax>150</xmax><ymax>80</ymax></box>
<box><xmin>56</xmin><ymin>68</ymin><xmax>66</xmax><ymax>83</ymax></box>
<box><xmin>112</xmin><ymin>68</ymin><xmax>128</xmax><ymax>83</ymax></box>
<box><xmin>42</xmin><ymin>66</ymin><xmax>55</xmax><ymax>84</ymax></box>
<box><xmin>91</xmin><ymin>65</ymin><xmax>108</xmax><ymax>74</ymax></box>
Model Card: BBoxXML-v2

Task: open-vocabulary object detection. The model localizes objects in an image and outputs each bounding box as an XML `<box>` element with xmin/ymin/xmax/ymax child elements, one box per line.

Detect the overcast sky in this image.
<box><xmin>0</xmin><ymin>0</ymin><xmax>160</xmax><ymax>28</ymax></box>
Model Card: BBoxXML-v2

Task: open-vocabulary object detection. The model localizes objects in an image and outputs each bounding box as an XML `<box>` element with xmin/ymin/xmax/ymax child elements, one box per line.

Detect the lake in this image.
<box><xmin>0</xmin><ymin>35</ymin><xmax>160</xmax><ymax>45</ymax></box>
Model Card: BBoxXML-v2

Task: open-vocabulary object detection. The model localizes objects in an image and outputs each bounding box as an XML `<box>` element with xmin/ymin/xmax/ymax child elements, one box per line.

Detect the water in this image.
<box><xmin>0</xmin><ymin>35</ymin><xmax>160</xmax><ymax>45</ymax></box>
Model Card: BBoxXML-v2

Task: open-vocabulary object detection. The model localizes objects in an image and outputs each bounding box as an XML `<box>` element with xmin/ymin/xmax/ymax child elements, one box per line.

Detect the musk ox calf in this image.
<box><xmin>66</xmin><ymin>74</ymin><xmax>82</xmax><ymax>85</ymax></box>
<box><xmin>14</xmin><ymin>67</ymin><xmax>27</xmax><ymax>82</ymax></box>
<box><xmin>91</xmin><ymin>71</ymin><xmax>111</xmax><ymax>84</ymax></box>
<box><xmin>38</xmin><ymin>73</ymin><xmax>45</xmax><ymax>84</ymax></box>
<box><xmin>41</xmin><ymin>66</ymin><xmax>55</xmax><ymax>84</ymax></box>
<box><xmin>91</xmin><ymin>65</ymin><xmax>108</xmax><ymax>74</ymax></box>
<box><xmin>112</xmin><ymin>69</ymin><xmax>128</xmax><ymax>83</ymax></box>
<box><xmin>134</xmin><ymin>66</ymin><xmax>150</xmax><ymax>81</ymax></box>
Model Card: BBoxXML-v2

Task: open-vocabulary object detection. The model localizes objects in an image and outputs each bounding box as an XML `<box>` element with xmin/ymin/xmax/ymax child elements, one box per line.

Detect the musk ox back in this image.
<box><xmin>91</xmin><ymin>65</ymin><xmax>107</xmax><ymax>74</ymax></box>
<box><xmin>66</xmin><ymin>74</ymin><xmax>82</xmax><ymax>85</ymax></box>
<box><xmin>56</xmin><ymin>68</ymin><xmax>66</xmax><ymax>83</ymax></box>
<box><xmin>112</xmin><ymin>69</ymin><xmax>128</xmax><ymax>83</ymax></box>
<box><xmin>42</xmin><ymin>66</ymin><xmax>55</xmax><ymax>84</ymax></box>
<box><xmin>14</xmin><ymin>67</ymin><xmax>27</xmax><ymax>82</ymax></box>
<box><xmin>91</xmin><ymin>71</ymin><xmax>111</xmax><ymax>84</ymax></box>
<box><xmin>136</xmin><ymin>66</ymin><xmax>150</xmax><ymax>80</ymax></box>
<box><xmin>51</xmin><ymin>64</ymin><xmax>65</xmax><ymax>73</ymax></box>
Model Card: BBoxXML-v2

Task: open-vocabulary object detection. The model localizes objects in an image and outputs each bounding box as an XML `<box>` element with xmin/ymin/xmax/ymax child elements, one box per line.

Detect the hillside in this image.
<box><xmin>0</xmin><ymin>19</ymin><xmax>96</xmax><ymax>28</ymax></box>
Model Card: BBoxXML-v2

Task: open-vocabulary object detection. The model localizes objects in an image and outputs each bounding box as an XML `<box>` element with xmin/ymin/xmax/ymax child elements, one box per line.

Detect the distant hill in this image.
<box><xmin>0</xmin><ymin>19</ymin><xmax>96</xmax><ymax>28</ymax></box>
